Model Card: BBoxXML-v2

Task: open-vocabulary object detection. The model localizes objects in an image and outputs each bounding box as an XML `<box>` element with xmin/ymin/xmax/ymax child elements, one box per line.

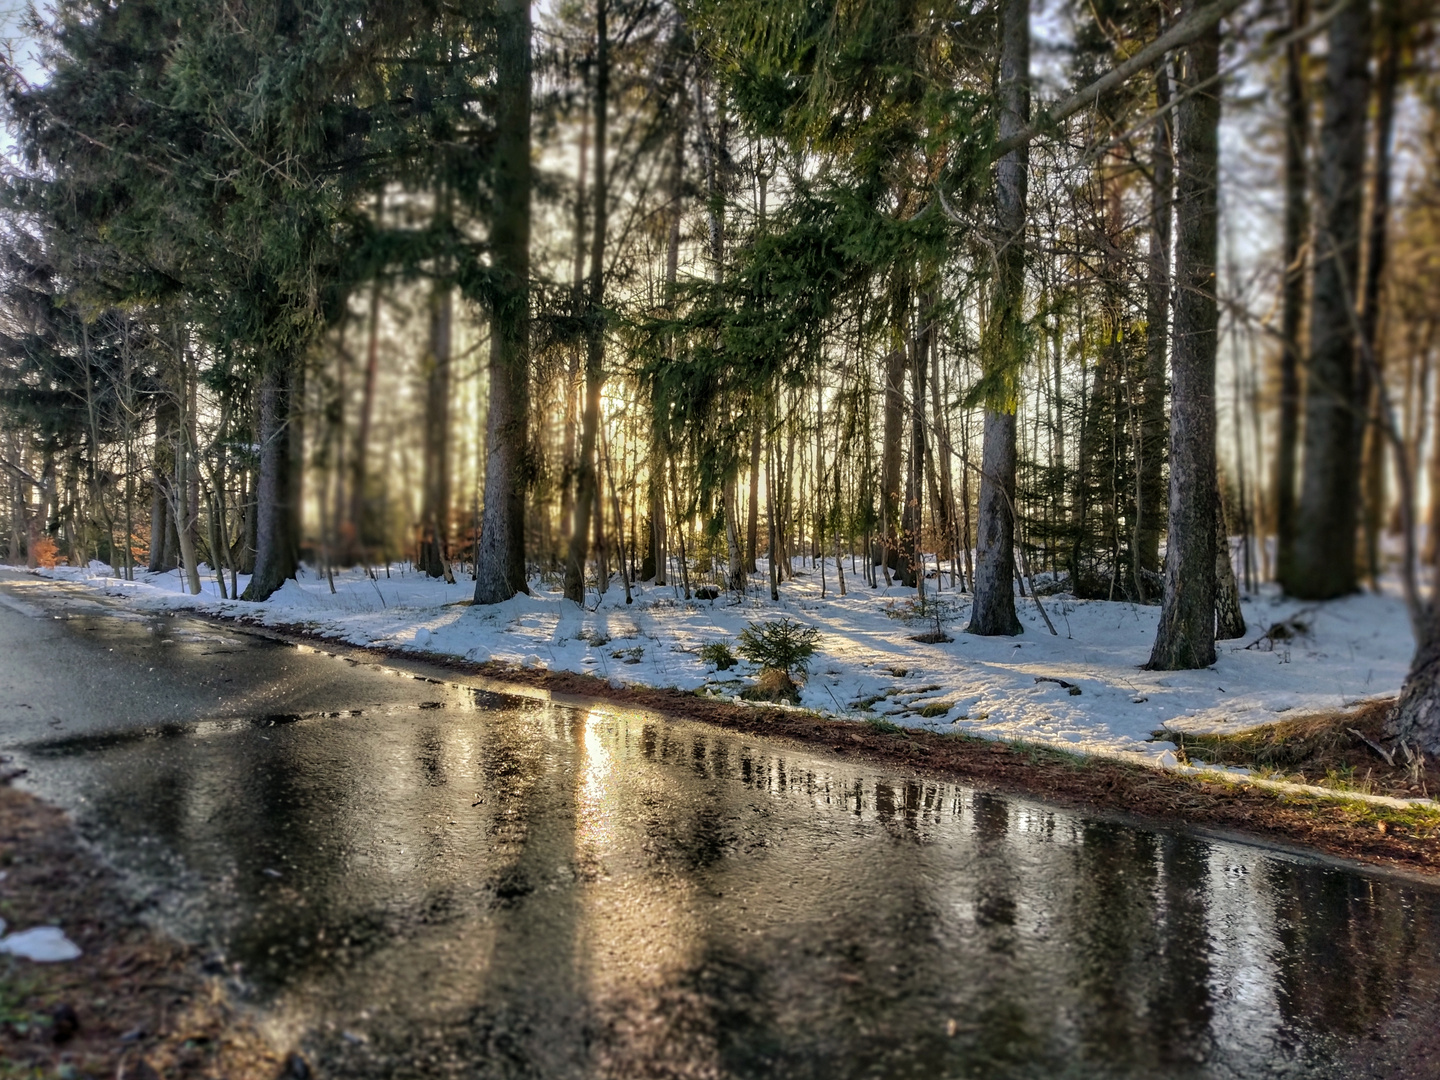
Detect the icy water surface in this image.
<box><xmin>17</xmin><ymin>699</ymin><xmax>1440</xmax><ymax>1079</ymax></box>
<box><xmin>2</xmin><ymin>579</ymin><xmax>1438</xmax><ymax>1079</ymax></box>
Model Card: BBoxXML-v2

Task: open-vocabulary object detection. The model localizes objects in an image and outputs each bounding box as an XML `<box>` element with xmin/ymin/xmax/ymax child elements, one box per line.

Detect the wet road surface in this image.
<box><xmin>3</xmin><ymin>571</ymin><xmax>1440</xmax><ymax>1079</ymax></box>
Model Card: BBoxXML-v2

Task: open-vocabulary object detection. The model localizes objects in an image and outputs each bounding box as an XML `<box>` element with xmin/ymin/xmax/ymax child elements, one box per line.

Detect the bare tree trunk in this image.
<box><xmin>1360</xmin><ymin>0</ymin><xmax>1398</xmax><ymax>590</ymax></box>
<box><xmin>967</xmin><ymin>0</ymin><xmax>1028</xmax><ymax>636</ymax></box>
<box><xmin>173</xmin><ymin>423</ymin><xmax>202</xmax><ymax>595</ymax></box>
<box><xmin>1273</xmin><ymin>0</ymin><xmax>1310</xmax><ymax>588</ymax></box>
<box><xmin>877</xmin><ymin>347</ymin><xmax>906</xmax><ymax>572</ymax></box>
<box><xmin>1388</xmin><ymin>604</ymin><xmax>1440</xmax><ymax>755</ymax></box>
<box><xmin>564</xmin><ymin>0</ymin><xmax>610</xmax><ymax>605</ymax></box>
<box><xmin>474</xmin><ymin>0</ymin><xmax>533</xmax><ymax>605</ymax></box>
<box><xmin>724</xmin><ymin>476</ymin><xmax>744</xmax><ymax>591</ymax></box>
<box><xmin>241</xmin><ymin>362</ymin><xmax>299</xmax><ymax>601</ymax></box>
<box><xmin>746</xmin><ymin>413</ymin><xmax>762</xmax><ymax>573</ymax></box>
<box><xmin>899</xmin><ymin>322</ymin><xmax>927</xmax><ymax>594</ymax></box>
<box><xmin>148</xmin><ymin>393</ymin><xmax>178</xmax><ymax>572</ymax></box>
<box><xmin>560</xmin><ymin>121</ymin><xmax>589</xmax><ymax>551</ymax></box>
<box><xmin>1137</xmin><ymin>59</ymin><xmax>1173</xmax><ymax>591</ymax></box>
<box><xmin>419</xmin><ymin>279</ymin><xmax>453</xmax><ymax>578</ymax></box>
<box><xmin>1215</xmin><ymin>484</ymin><xmax>1246</xmax><ymax>639</ymax></box>
<box><xmin>1290</xmin><ymin>0</ymin><xmax>1370</xmax><ymax>599</ymax></box>
<box><xmin>348</xmin><ymin>281</ymin><xmax>382</xmax><ymax>563</ymax></box>
<box><xmin>767</xmin><ymin>421</ymin><xmax>779</xmax><ymax>600</ymax></box>
<box><xmin>1146</xmin><ymin>11</ymin><xmax>1221</xmax><ymax>670</ymax></box>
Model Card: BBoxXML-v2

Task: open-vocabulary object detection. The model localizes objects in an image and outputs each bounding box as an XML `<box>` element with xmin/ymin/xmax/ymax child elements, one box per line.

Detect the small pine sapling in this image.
<box><xmin>737</xmin><ymin>618</ymin><xmax>819</xmax><ymax>703</ymax></box>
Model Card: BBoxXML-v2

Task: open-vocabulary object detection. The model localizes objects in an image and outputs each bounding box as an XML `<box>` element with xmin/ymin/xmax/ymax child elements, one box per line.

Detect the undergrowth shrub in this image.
<box><xmin>737</xmin><ymin>618</ymin><xmax>819</xmax><ymax>679</ymax></box>
<box><xmin>700</xmin><ymin>641</ymin><xmax>737</xmax><ymax>671</ymax></box>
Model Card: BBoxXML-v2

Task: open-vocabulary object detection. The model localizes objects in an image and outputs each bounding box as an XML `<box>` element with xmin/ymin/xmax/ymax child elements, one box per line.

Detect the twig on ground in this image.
<box><xmin>1349</xmin><ymin>727</ymin><xmax>1396</xmax><ymax>767</ymax></box>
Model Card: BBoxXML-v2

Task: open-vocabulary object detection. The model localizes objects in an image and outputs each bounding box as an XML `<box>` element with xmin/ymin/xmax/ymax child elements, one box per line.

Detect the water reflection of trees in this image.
<box><xmin>1267</xmin><ymin>864</ymin><xmax>1438</xmax><ymax>1041</ymax></box>
<box><xmin>54</xmin><ymin>702</ymin><xmax>1440</xmax><ymax>1079</ymax></box>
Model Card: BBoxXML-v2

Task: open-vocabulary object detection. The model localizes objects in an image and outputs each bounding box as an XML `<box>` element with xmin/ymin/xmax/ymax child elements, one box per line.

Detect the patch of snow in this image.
<box><xmin>28</xmin><ymin>559</ymin><xmax>1416</xmax><ymax>767</ymax></box>
<box><xmin>0</xmin><ymin>925</ymin><xmax>82</xmax><ymax>962</ymax></box>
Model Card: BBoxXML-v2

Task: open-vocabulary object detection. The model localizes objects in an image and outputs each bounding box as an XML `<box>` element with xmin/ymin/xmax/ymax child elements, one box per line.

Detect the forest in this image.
<box><xmin>1</xmin><ymin>0</ymin><xmax>1438</xmax><ymax>745</ymax></box>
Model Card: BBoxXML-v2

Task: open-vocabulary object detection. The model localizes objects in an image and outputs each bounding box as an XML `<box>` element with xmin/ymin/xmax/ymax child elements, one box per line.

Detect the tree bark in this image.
<box><xmin>1146</xmin><ymin>11</ymin><xmax>1221</xmax><ymax>671</ymax></box>
<box><xmin>474</xmin><ymin>0</ymin><xmax>533</xmax><ymax>605</ymax></box>
<box><xmin>1289</xmin><ymin>0</ymin><xmax>1370</xmax><ymax>599</ymax></box>
<box><xmin>241</xmin><ymin>362</ymin><xmax>298</xmax><ymax>601</ymax></box>
<box><xmin>899</xmin><ymin>325</ymin><xmax>927</xmax><ymax>593</ymax></box>
<box><xmin>967</xmin><ymin>0</ymin><xmax>1028</xmax><ymax>636</ymax></box>
<box><xmin>724</xmin><ymin>476</ymin><xmax>744</xmax><ymax>591</ymax></box>
<box><xmin>1137</xmin><ymin>59</ymin><xmax>1173</xmax><ymax>591</ymax></box>
<box><xmin>561</xmin><ymin>122</ymin><xmax>588</xmax><ymax>548</ymax></box>
<box><xmin>1273</xmin><ymin>0</ymin><xmax>1310</xmax><ymax>589</ymax></box>
<box><xmin>564</xmin><ymin>0</ymin><xmax>609</xmax><ymax>605</ymax></box>
<box><xmin>877</xmin><ymin>346</ymin><xmax>906</xmax><ymax>572</ymax></box>
<box><xmin>745</xmin><ymin>411</ymin><xmax>762</xmax><ymax>573</ymax></box>
<box><xmin>348</xmin><ymin>281</ymin><xmax>382</xmax><ymax>563</ymax></box>
<box><xmin>148</xmin><ymin>394</ymin><xmax>178</xmax><ymax>572</ymax></box>
<box><xmin>1215</xmin><ymin>484</ymin><xmax>1246</xmax><ymax>639</ymax></box>
<box><xmin>418</xmin><ymin>279</ymin><xmax>453</xmax><ymax>578</ymax></box>
<box><xmin>1360</xmin><ymin>0</ymin><xmax>1398</xmax><ymax>589</ymax></box>
<box><xmin>1389</xmin><ymin>589</ymin><xmax>1440</xmax><ymax>755</ymax></box>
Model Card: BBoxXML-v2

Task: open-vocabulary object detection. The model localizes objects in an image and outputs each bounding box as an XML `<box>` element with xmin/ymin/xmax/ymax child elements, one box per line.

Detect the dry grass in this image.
<box><xmin>739</xmin><ymin>667</ymin><xmax>801</xmax><ymax>704</ymax></box>
<box><xmin>1158</xmin><ymin>699</ymin><xmax>1440</xmax><ymax>800</ymax></box>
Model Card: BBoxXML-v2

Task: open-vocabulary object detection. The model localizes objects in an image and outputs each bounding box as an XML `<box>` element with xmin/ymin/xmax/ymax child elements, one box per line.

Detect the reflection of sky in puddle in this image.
<box><xmin>17</xmin><ymin>697</ymin><xmax>1440</xmax><ymax>1080</ymax></box>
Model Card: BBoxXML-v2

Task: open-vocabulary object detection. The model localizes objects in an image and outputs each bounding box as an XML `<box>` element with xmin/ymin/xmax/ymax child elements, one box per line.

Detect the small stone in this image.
<box><xmin>283</xmin><ymin>1052</ymin><xmax>312</xmax><ymax>1079</ymax></box>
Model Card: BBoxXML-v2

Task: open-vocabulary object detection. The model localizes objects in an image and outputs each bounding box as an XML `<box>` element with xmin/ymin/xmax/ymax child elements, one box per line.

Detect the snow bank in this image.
<box><xmin>34</xmin><ymin>560</ymin><xmax>1413</xmax><ymax>766</ymax></box>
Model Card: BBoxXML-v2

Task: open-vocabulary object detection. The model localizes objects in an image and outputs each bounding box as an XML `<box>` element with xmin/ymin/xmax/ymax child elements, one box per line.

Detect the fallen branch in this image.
<box><xmin>1036</xmin><ymin>676</ymin><xmax>1082</xmax><ymax>696</ymax></box>
<box><xmin>1349</xmin><ymin>727</ymin><xmax>1395</xmax><ymax>767</ymax></box>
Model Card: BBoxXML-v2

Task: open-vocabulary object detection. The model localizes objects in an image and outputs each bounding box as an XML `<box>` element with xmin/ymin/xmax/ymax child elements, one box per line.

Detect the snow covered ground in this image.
<box><xmin>29</xmin><ymin>556</ymin><xmax>1415</xmax><ymax>769</ymax></box>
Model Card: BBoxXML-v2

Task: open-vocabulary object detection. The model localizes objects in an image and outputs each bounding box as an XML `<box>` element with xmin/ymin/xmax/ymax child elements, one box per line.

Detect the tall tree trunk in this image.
<box><xmin>564</xmin><ymin>0</ymin><xmax>609</xmax><ymax>605</ymax></box>
<box><xmin>1360</xmin><ymin>0</ymin><xmax>1398</xmax><ymax>589</ymax></box>
<box><xmin>1388</xmin><ymin>604</ymin><xmax>1440</xmax><ymax>755</ymax></box>
<box><xmin>928</xmin><ymin>322</ymin><xmax>958</xmax><ymax>585</ymax></box>
<box><xmin>241</xmin><ymin>362</ymin><xmax>298</xmax><ymax>601</ymax></box>
<box><xmin>745</xmin><ymin>412</ymin><xmax>762</xmax><ymax>573</ymax></box>
<box><xmin>967</xmin><ymin>0</ymin><xmax>1028</xmax><ymax>636</ymax></box>
<box><xmin>1215</xmin><ymin>484</ymin><xmax>1246</xmax><ymax>639</ymax></box>
<box><xmin>1136</xmin><ymin>59</ymin><xmax>1173</xmax><ymax>592</ymax></box>
<box><xmin>348</xmin><ymin>281</ymin><xmax>382</xmax><ymax>562</ymax></box>
<box><xmin>174</xmin><ymin>415</ymin><xmax>201</xmax><ymax>595</ymax></box>
<box><xmin>418</xmin><ymin>279</ymin><xmax>454</xmax><ymax>578</ymax></box>
<box><xmin>899</xmin><ymin>322</ymin><xmax>928</xmax><ymax>593</ymax></box>
<box><xmin>561</xmin><ymin>122</ymin><xmax>588</xmax><ymax>548</ymax></box>
<box><xmin>877</xmin><ymin>346</ymin><xmax>906</xmax><ymax>571</ymax></box>
<box><xmin>148</xmin><ymin>394</ymin><xmax>178</xmax><ymax>572</ymax></box>
<box><xmin>1290</xmin><ymin>0</ymin><xmax>1371</xmax><ymax>599</ymax></box>
<box><xmin>724</xmin><ymin>476</ymin><xmax>744</xmax><ymax>591</ymax></box>
<box><xmin>1146</xmin><ymin>11</ymin><xmax>1221</xmax><ymax>670</ymax></box>
<box><xmin>1273</xmin><ymin>0</ymin><xmax>1310</xmax><ymax>588</ymax></box>
<box><xmin>474</xmin><ymin>0</ymin><xmax>533</xmax><ymax>605</ymax></box>
<box><xmin>646</xmin><ymin>93</ymin><xmax>684</xmax><ymax>586</ymax></box>
<box><xmin>746</xmin><ymin>151</ymin><xmax>768</xmax><ymax>576</ymax></box>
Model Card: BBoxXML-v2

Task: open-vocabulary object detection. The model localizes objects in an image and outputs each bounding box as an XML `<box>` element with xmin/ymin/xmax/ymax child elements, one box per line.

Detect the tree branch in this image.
<box><xmin>990</xmin><ymin>0</ymin><xmax>1249</xmax><ymax>160</ymax></box>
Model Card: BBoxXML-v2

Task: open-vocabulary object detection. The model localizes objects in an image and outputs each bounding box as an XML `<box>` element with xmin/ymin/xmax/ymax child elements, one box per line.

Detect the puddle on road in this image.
<box><xmin>16</xmin><ymin>697</ymin><xmax>1440</xmax><ymax>1079</ymax></box>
